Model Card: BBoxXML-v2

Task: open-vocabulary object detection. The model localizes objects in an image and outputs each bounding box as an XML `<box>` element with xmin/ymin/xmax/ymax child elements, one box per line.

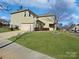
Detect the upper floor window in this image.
<box><xmin>24</xmin><ymin>11</ymin><xmax>26</xmax><ymax>17</ymax></box>
<box><xmin>24</xmin><ymin>13</ymin><xmax>26</xmax><ymax>17</ymax></box>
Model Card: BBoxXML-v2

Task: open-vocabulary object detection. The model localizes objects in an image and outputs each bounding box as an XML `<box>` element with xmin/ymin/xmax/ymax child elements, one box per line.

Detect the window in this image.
<box><xmin>49</xmin><ymin>24</ymin><xmax>54</xmax><ymax>28</ymax></box>
<box><xmin>24</xmin><ymin>13</ymin><xmax>26</xmax><ymax>17</ymax></box>
<box><xmin>24</xmin><ymin>11</ymin><xmax>26</xmax><ymax>17</ymax></box>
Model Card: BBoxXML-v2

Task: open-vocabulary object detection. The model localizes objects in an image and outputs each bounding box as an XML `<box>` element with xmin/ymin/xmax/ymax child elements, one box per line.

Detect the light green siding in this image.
<box><xmin>38</xmin><ymin>17</ymin><xmax>55</xmax><ymax>28</ymax></box>
<box><xmin>10</xmin><ymin>11</ymin><xmax>34</xmax><ymax>26</ymax></box>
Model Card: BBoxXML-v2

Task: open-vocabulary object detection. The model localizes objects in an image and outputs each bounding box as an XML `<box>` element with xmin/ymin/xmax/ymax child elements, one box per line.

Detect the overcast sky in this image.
<box><xmin>0</xmin><ymin>0</ymin><xmax>79</xmax><ymax>25</ymax></box>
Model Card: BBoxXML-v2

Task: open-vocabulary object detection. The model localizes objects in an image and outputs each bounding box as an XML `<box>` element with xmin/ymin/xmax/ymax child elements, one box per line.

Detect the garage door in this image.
<box><xmin>20</xmin><ymin>24</ymin><xmax>34</xmax><ymax>32</ymax></box>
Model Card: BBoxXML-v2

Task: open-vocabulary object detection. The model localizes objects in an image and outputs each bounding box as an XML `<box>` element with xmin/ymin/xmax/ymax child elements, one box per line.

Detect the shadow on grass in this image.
<box><xmin>0</xmin><ymin>32</ymin><xmax>31</xmax><ymax>49</ymax></box>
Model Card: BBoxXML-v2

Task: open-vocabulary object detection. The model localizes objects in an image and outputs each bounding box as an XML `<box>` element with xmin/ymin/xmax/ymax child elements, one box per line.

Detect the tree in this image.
<box><xmin>0</xmin><ymin>1</ymin><xmax>12</xmax><ymax>13</ymax></box>
<box><xmin>47</xmin><ymin>0</ymin><xmax>74</xmax><ymax>30</ymax></box>
<box><xmin>0</xmin><ymin>0</ymin><xmax>25</xmax><ymax>13</ymax></box>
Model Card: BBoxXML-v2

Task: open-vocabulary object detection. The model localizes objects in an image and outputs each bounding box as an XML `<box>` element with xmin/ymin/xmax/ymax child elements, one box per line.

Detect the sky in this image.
<box><xmin>0</xmin><ymin>0</ymin><xmax>79</xmax><ymax>25</ymax></box>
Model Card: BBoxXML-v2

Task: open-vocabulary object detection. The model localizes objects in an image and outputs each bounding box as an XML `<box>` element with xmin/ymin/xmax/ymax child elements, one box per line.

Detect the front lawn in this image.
<box><xmin>0</xmin><ymin>27</ymin><xmax>11</xmax><ymax>33</ymax></box>
<box><xmin>10</xmin><ymin>31</ymin><xmax>79</xmax><ymax>59</ymax></box>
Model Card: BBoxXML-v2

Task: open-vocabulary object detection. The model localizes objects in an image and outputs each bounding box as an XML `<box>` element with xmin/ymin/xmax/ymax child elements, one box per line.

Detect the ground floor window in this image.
<box><xmin>49</xmin><ymin>24</ymin><xmax>54</xmax><ymax>28</ymax></box>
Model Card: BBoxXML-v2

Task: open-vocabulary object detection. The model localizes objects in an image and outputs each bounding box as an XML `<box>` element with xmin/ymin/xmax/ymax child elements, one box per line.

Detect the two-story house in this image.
<box><xmin>10</xmin><ymin>9</ymin><xmax>56</xmax><ymax>32</ymax></box>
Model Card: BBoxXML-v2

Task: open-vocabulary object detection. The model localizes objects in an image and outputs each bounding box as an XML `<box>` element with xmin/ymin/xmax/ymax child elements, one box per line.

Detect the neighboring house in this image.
<box><xmin>0</xmin><ymin>19</ymin><xmax>9</xmax><ymax>27</ymax></box>
<box><xmin>10</xmin><ymin>9</ymin><xmax>56</xmax><ymax>32</ymax></box>
<box><xmin>71</xmin><ymin>24</ymin><xmax>79</xmax><ymax>32</ymax></box>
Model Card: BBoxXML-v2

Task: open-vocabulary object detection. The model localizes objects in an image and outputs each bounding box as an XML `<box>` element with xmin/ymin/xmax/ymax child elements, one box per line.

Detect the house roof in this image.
<box><xmin>11</xmin><ymin>9</ymin><xmax>54</xmax><ymax>18</ymax></box>
<box><xmin>11</xmin><ymin>9</ymin><xmax>28</xmax><ymax>14</ymax></box>
<box><xmin>37</xmin><ymin>17</ymin><xmax>54</xmax><ymax>24</ymax></box>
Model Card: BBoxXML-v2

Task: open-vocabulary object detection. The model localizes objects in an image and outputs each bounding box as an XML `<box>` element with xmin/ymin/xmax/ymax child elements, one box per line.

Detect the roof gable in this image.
<box><xmin>11</xmin><ymin>9</ymin><xmax>54</xmax><ymax>18</ymax></box>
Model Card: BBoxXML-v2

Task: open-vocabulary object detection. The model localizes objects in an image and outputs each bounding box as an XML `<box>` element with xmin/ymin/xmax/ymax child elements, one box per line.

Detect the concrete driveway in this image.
<box><xmin>0</xmin><ymin>31</ymin><xmax>55</xmax><ymax>59</ymax></box>
<box><xmin>0</xmin><ymin>31</ymin><xmax>24</xmax><ymax>39</ymax></box>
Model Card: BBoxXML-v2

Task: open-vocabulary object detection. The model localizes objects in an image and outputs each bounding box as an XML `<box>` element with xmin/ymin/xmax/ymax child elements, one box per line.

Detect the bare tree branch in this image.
<box><xmin>0</xmin><ymin>1</ymin><xmax>12</xmax><ymax>13</ymax></box>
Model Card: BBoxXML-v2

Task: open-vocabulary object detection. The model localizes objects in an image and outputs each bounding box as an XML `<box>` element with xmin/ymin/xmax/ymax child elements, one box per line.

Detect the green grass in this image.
<box><xmin>10</xmin><ymin>31</ymin><xmax>79</xmax><ymax>59</ymax></box>
<box><xmin>0</xmin><ymin>27</ymin><xmax>11</xmax><ymax>33</ymax></box>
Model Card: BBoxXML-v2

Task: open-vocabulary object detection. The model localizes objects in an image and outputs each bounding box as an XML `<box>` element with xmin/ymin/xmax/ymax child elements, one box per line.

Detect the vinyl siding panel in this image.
<box><xmin>10</xmin><ymin>11</ymin><xmax>34</xmax><ymax>26</ymax></box>
<box><xmin>38</xmin><ymin>17</ymin><xmax>55</xmax><ymax>28</ymax></box>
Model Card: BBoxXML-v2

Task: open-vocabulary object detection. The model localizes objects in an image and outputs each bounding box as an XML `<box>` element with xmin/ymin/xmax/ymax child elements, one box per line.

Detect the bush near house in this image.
<box><xmin>34</xmin><ymin>27</ymin><xmax>49</xmax><ymax>31</ymax></box>
<box><xmin>9</xmin><ymin>31</ymin><xmax>79</xmax><ymax>59</ymax></box>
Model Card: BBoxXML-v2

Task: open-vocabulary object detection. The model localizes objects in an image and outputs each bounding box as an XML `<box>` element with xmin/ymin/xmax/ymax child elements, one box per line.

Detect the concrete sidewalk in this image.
<box><xmin>0</xmin><ymin>31</ymin><xmax>55</xmax><ymax>59</ymax></box>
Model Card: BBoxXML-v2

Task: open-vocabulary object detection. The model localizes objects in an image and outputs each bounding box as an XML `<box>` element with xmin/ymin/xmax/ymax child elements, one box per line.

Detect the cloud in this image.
<box><xmin>72</xmin><ymin>14</ymin><xmax>79</xmax><ymax>19</ymax></box>
<box><xmin>0</xmin><ymin>16</ymin><xmax>10</xmax><ymax>20</ymax></box>
<box><xmin>1</xmin><ymin>0</ymin><xmax>78</xmax><ymax>11</ymax></box>
<box><xmin>33</xmin><ymin>0</ymin><xmax>48</xmax><ymax>3</ymax></box>
<box><xmin>49</xmin><ymin>0</ymin><xmax>79</xmax><ymax>24</ymax></box>
<box><xmin>70</xmin><ymin>14</ymin><xmax>79</xmax><ymax>24</ymax></box>
<box><xmin>59</xmin><ymin>14</ymin><xmax>79</xmax><ymax>24</ymax></box>
<box><xmin>2</xmin><ymin>0</ymin><xmax>79</xmax><ymax>14</ymax></box>
<box><xmin>5</xmin><ymin>0</ymin><xmax>49</xmax><ymax>4</ymax></box>
<box><xmin>2</xmin><ymin>0</ymin><xmax>56</xmax><ymax>9</ymax></box>
<box><xmin>65</xmin><ymin>0</ymin><xmax>76</xmax><ymax>5</ymax></box>
<box><xmin>1</xmin><ymin>0</ymin><xmax>79</xmax><ymax>24</ymax></box>
<box><xmin>1</xmin><ymin>16</ymin><xmax>7</xmax><ymax>19</ymax></box>
<box><xmin>50</xmin><ymin>0</ymin><xmax>79</xmax><ymax>16</ymax></box>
